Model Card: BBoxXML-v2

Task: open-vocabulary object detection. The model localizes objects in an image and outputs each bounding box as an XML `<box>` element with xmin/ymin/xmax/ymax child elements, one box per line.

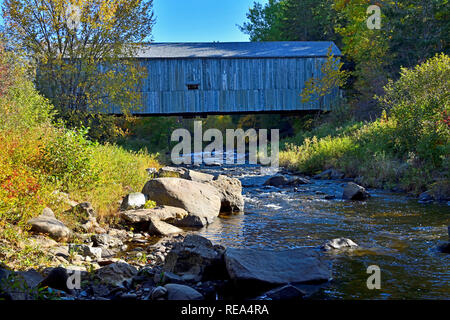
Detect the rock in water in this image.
<box><xmin>148</xmin><ymin>217</ymin><xmax>183</xmax><ymax>236</ymax></box>
<box><xmin>27</xmin><ymin>208</ymin><xmax>71</xmax><ymax>241</ymax></box>
<box><xmin>321</xmin><ymin>238</ymin><xmax>358</xmax><ymax>251</ymax></box>
<box><xmin>69</xmin><ymin>244</ymin><xmax>102</xmax><ymax>260</ymax></box>
<box><xmin>164</xmin><ymin>283</ymin><xmax>204</xmax><ymax>300</ymax></box>
<box><xmin>224</xmin><ymin>248</ymin><xmax>331</xmax><ymax>285</ymax></box>
<box><xmin>120</xmin><ymin>192</ymin><xmax>147</xmax><ymax>211</ymax></box>
<box><xmin>263</xmin><ymin>175</ymin><xmax>289</xmax><ymax>187</ymax></box>
<box><xmin>288</xmin><ymin>177</ymin><xmax>311</xmax><ymax>185</ymax></box>
<box><xmin>418</xmin><ymin>191</ymin><xmax>434</xmax><ymax>203</ymax></box>
<box><xmin>342</xmin><ymin>182</ymin><xmax>370</xmax><ymax>200</ymax></box>
<box><xmin>142</xmin><ymin>178</ymin><xmax>221</xmax><ymax>227</ymax></box>
<box><xmin>206</xmin><ymin>175</ymin><xmax>244</xmax><ymax>213</ymax></box>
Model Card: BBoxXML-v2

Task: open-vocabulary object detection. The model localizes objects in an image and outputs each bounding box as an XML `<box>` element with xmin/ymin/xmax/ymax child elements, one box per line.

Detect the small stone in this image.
<box><xmin>419</xmin><ymin>191</ymin><xmax>434</xmax><ymax>203</ymax></box>
<box><xmin>120</xmin><ymin>192</ymin><xmax>147</xmax><ymax>211</ymax></box>
<box><xmin>150</xmin><ymin>286</ymin><xmax>168</xmax><ymax>300</ymax></box>
<box><xmin>321</xmin><ymin>238</ymin><xmax>358</xmax><ymax>251</ymax></box>
<box><xmin>342</xmin><ymin>182</ymin><xmax>370</xmax><ymax>200</ymax></box>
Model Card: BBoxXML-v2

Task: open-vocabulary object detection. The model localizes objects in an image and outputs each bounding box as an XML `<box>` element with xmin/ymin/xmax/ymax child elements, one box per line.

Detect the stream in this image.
<box><xmin>180</xmin><ymin>159</ymin><xmax>449</xmax><ymax>299</ymax></box>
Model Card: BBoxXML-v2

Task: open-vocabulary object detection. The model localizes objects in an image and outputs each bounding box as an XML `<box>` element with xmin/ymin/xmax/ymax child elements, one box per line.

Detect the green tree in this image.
<box><xmin>239</xmin><ymin>0</ymin><xmax>338</xmax><ymax>42</ymax></box>
<box><xmin>383</xmin><ymin>0</ymin><xmax>449</xmax><ymax>71</ymax></box>
<box><xmin>238</xmin><ymin>0</ymin><xmax>284</xmax><ymax>41</ymax></box>
<box><xmin>2</xmin><ymin>0</ymin><xmax>155</xmax><ymax>139</ymax></box>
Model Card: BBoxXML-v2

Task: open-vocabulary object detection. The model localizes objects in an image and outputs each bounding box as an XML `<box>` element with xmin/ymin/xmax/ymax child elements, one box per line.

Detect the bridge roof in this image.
<box><xmin>136</xmin><ymin>41</ymin><xmax>341</xmax><ymax>59</ymax></box>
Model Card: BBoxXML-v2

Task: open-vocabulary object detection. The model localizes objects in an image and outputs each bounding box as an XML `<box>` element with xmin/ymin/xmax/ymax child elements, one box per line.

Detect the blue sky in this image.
<box><xmin>0</xmin><ymin>0</ymin><xmax>267</xmax><ymax>42</ymax></box>
<box><xmin>152</xmin><ymin>0</ymin><xmax>268</xmax><ymax>42</ymax></box>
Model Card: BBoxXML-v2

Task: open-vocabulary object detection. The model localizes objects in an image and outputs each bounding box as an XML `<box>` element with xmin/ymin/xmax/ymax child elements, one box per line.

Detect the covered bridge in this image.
<box><xmin>112</xmin><ymin>41</ymin><xmax>341</xmax><ymax>115</ymax></box>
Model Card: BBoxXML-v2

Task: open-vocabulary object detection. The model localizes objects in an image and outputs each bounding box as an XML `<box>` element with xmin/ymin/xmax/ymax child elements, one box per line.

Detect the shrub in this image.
<box><xmin>378</xmin><ymin>53</ymin><xmax>450</xmax><ymax>166</ymax></box>
<box><xmin>38</xmin><ymin>127</ymin><xmax>100</xmax><ymax>192</ymax></box>
<box><xmin>0</xmin><ymin>47</ymin><xmax>161</xmax><ymax>269</ymax></box>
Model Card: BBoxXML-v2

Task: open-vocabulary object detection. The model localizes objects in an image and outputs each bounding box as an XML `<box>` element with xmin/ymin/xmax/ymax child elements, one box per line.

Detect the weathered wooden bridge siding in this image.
<box><xmin>109</xmin><ymin>42</ymin><xmax>341</xmax><ymax>115</ymax></box>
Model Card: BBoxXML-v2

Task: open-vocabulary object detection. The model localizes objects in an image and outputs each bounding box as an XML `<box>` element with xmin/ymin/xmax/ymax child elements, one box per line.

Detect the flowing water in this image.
<box><xmin>183</xmin><ymin>160</ymin><xmax>449</xmax><ymax>300</ymax></box>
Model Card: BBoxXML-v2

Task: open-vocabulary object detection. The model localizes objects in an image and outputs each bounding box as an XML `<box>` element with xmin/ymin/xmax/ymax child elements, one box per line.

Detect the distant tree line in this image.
<box><xmin>240</xmin><ymin>0</ymin><xmax>449</xmax><ymax>118</ymax></box>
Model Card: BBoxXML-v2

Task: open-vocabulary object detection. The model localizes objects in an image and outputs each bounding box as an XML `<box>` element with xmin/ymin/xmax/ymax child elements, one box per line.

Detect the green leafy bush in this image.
<box><xmin>38</xmin><ymin>127</ymin><xmax>100</xmax><ymax>191</ymax></box>
<box><xmin>378</xmin><ymin>53</ymin><xmax>450</xmax><ymax>166</ymax></box>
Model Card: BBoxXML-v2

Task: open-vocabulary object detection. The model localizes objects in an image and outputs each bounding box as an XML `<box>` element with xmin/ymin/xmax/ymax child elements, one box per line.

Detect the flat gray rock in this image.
<box><xmin>224</xmin><ymin>248</ymin><xmax>331</xmax><ymax>285</ymax></box>
<box><xmin>121</xmin><ymin>206</ymin><xmax>188</xmax><ymax>224</ymax></box>
<box><xmin>148</xmin><ymin>217</ymin><xmax>183</xmax><ymax>236</ymax></box>
<box><xmin>27</xmin><ymin>208</ymin><xmax>71</xmax><ymax>241</ymax></box>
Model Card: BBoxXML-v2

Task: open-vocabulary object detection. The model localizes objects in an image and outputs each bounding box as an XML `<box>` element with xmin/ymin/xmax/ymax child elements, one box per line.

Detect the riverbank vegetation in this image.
<box><xmin>281</xmin><ymin>54</ymin><xmax>449</xmax><ymax>196</ymax></box>
<box><xmin>242</xmin><ymin>0</ymin><xmax>449</xmax><ymax>198</ymax></box>
<box><xmin>0</xmin><ymin>47</ymin><xmax>159</xmax><ymax>268</ymax></box>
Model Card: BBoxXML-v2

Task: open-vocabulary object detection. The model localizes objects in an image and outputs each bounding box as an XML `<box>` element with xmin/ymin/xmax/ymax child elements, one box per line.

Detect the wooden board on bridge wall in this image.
<box><xmin>108</xmin><ymin>41</ymin><xmax>341</xmax><ymax>115</ymax></box>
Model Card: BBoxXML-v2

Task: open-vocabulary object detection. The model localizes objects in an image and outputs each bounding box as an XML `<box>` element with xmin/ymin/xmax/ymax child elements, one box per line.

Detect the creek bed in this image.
<box><xmin>191</xmin><ymin>164</ymin><xmax>449</xmax><ymax>299</ymax></box>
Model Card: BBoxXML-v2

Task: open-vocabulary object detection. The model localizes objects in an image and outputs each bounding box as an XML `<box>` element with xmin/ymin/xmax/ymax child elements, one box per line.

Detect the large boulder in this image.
<box><xmin>120</xmin><ymin>192</ymin><xmax>147</xmax><ymax>211</ymax></box>
<box><xmin>142</xmin><ymin>178</ymin><xmax>221</xmax><ymax>227</ymax></box>
<box><xmin>27</xmin><ymin>208</ymin><xmax>71</xmax><ymax>241</ymax></box>
<box><xmin>148</xmin><ymin>217</ymin><xmax>183</xmax><ymax>236</ymax></box>
<box><xmin>164</xmin><ymin>283</ymin><xmax>204</xmax><ymax>300</ymax></box>
<box><xmin>224</xmin><ymin>248</ymin><xmax>331</xmax><ymax>285</ymax></box>
<box><xmin>206</xmin><ymin>175</ymin><xmax>244</xmax><ymax>213</ymax></box>
<box><xmin>342</xmin><ymin>182</ymin><xmax>370</xmax><ymax>200</ymax></box>
<box><xmin>163</xmin><ymin>235</ymin><xmax>227</xmax><ymax>282</ymax></box>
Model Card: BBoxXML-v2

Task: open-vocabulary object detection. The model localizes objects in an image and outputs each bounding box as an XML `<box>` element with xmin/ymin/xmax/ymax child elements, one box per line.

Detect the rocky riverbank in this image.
<box><xmin>1</xmin><ymin>164</ymin><xmax>449</xmax><ymax>300</ymax></box>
